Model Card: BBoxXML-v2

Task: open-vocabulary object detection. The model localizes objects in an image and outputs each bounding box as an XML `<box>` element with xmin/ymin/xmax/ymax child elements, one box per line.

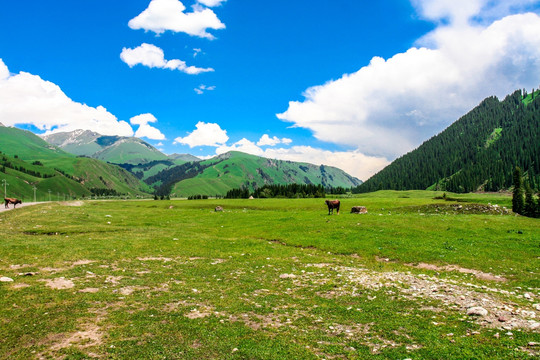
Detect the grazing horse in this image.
<box><xmin>325</xmin><ymin>199</ymin><xmax>340</xmax><ymax>215</ymax></box>
<box><xmin>4</xmin><ymin>198</ymin><xmax>22</xmax><ymax>209</ymax></box>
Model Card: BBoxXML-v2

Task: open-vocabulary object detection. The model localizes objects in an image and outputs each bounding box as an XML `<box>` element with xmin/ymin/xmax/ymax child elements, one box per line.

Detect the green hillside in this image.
<box><xmin>355</xmin><ymin>89</ymin><xmax>540</xmax><ymax>193</ymax></box>
<box><xmin>93</xmin><ymin>138</ymin><xmax>167</xmax><ymax>164</ymax></box>
<box><xmin>0</xmin><ymin>126</ymin><xmax>152</xmax><ymax>199</ymax></box>
<box><xmin>146</xmin><ymin>151</ymin><xmax>362</xmax><ymax>197</ymax></box>
<box><xmin>0</xmin><ymin>126</ymin><xmax>71</xmax><ymax>160</ymax></box>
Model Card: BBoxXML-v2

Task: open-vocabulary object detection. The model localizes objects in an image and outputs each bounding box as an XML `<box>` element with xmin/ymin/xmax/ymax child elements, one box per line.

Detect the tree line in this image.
<box><xmin>512</xmin><ymin>166</ymin><xmax>540</xmax><ymax>218</ymax></box>
<box><xmin>225</xmin><ymin>184</ymin><xmax>327</xmax><ymax>199</ymax></box>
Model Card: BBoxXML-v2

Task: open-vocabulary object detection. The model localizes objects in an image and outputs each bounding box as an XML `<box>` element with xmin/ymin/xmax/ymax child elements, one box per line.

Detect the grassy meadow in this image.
<box><xmin>0</xmin><ymin>191</ymin><xmax>538</xmax><ymax>359</ymax></box>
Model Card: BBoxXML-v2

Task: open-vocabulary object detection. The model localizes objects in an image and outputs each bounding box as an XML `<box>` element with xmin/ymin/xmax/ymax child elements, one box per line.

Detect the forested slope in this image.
<box><xmin>355</xmin><ymin>90</ymin><xmax>540</xmax><ymax>193</ymax></box>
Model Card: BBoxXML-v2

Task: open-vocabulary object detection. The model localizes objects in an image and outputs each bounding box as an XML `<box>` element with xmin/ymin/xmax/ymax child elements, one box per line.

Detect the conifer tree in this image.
<box><xmin>512</xmin><ymin>166</ymin><xmax>524</xmax><ymax>214</ymax></box>
<box><xmin>524</xmin><ymin>182</ymin><xmax>535</xmax><ymax>217</ymax></box>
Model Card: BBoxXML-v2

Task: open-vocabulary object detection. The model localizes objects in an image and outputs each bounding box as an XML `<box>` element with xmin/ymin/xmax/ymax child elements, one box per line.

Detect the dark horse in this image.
<box><xmin>325</xmin><ymin>199</ymin><xmax>340</xmax><ymax>215</ymax></box>
<box><xmin>4</xmin><ymin>198</ymin><xmax>22</xmax><ymax>209</ymax></box>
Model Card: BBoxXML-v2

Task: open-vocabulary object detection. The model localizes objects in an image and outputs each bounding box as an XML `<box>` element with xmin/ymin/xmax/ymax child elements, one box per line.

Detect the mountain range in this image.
<box><xmin>0</xmin><ymin>125</ymin><xmax>361</xmax><ymax>200</ymax></box>
<box><xmin>42</xmin><ymin>130</ymin><xmax>173</xmax><ymax>164</ymax></box>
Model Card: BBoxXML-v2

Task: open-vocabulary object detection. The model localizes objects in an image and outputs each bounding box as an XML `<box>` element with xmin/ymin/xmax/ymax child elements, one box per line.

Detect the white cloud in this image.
<box><xmin>216</xmin><ymin>138</ymin><xmax>263</xmax><ymax>155</ymax></box>
<box><xmin>174</xmin><ymin>121</ymin><xmax>229</xmax><ymax>147</ymax></box>
<box><xmin>197</xmin><ymin>0</ymin><xmax>227</xmax><ymax>7</ymax></box>
<box><xmin>121</xmin><ymin>43</ymin><xmax>214</xmax><ymax>75</ymax></box>
<box><xmin>0</xmin><ymin>59</ymin><xmax>134</xmax><ymax>136</ymax></box>
<box><xmin>257</xmin><ymin>134</ymin><xmax>293</xmax><ymax>147</ymax></box>
<box><xmin>412</xmin><ymin>0</ymin><xmax>484</xmax><ymax>25</ymax></box>
<box><xmin>194</xmin><ymin>84</ymin><xmax>216</xmax><ymax>94</ymax></box>
<box><xmin>277</xmin><ymin>7</ymin><xmax>540</xmax><ymax>159</ymax></box>
<box><xmin>130</xmin><ymin>113</ymin><xmax>166</xmax><ymax>140</ymax></box>
<box><xmin>128</xmin><ymin>0</ymin><xmax>225</xmax><ymax>39</ymax></box>
<box><xmin>412</xmin><ymin>0</ymin><xmax>539</xmax><ymax>24</ymax></box>
<box><xmin>262</xmin><ymin>146</ymin><xmax>390</xmax><ymax>181</ymax></box>
<box><xmin>135</xmin><ymin>124</ymin><xmax>166</xmax><ymax>140</ymax></box>
<box><xmin>130</xmin><ymin>113</ymin><xmax>158</xmax><ymax>126</ymax></box>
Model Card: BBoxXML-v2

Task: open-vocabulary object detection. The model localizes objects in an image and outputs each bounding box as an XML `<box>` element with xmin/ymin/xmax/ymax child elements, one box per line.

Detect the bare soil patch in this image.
<box><xmin>41</xmin><ymin>277</ymin><xmax>75</xmax><ymax>290</ymax></box>
<box><xmin>71</xmin><ymin>259</ymin><xmax>96</xmax><ymax>267</ymax></box>
<box><xmin>79</xmin><ymin>288</ymin><xmax>100</xmax><ymax>293</ymax></box>
<box><xmin>49</xmin><ymin>323</ymin><xmax>103</xmax><ymax>351</ymax></box>
<box><xmin>61</xmin><ymin>201</ymin><xmax>84</xmax><ymax>207</ymax></box>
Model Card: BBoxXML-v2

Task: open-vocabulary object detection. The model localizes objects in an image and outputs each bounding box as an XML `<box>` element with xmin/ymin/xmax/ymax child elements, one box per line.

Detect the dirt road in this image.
<box><xmin>0</xmin><ymin>201</ymin><xmax>41</xmax><ymax>212</ymax></box>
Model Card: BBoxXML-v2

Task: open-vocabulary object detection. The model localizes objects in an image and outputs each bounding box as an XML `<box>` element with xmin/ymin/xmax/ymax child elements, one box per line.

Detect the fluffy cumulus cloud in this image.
<box><xmin>128</xmin><ymin>0</ymin><xmax>225</xmax><ymax>39</ymax></box>
<box><xmin>0</xmin><ymin>59</ymin><xmax>133</xmax><ymax>136</ymax></box>
<box><xmin>257</xmin><ymin>134</ymin><xmax>293</xmax><ymax>147</ymax></box>
<box><xmin>174</xmin><ymin>121</ymin><xmax>229</xmax><ymax>147</ymax></box>
<box><xmin>121</xmin><ymin>43</ymin><xmax>213</xmax><ymax>74</ymax></box>
<box><xmin>277</xmin><ymin>1</ymin><xmax>540</xmax><ymax>159</ymax></box>
<box><xmin>130</xmin><ymin>113</ymin><xmax>166</xmax><ymax>140</ymax></box>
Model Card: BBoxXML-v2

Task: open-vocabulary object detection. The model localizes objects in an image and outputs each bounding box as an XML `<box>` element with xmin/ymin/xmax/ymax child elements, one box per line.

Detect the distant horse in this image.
<box><xmin>4</xmin><ymin>197</ymin><xmax>22</xmax><ymax>209</ymax></box>
<box><xmin>325</xmin><ymin>199</ymin><xmax>340</xmax><ymax>215</ymax></box>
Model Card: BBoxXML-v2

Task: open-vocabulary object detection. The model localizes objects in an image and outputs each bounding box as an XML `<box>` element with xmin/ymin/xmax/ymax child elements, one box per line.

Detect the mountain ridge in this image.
<box><xmin>42</xmin><ymin>130</ymin><xmax>168</xmax><ymax>164</ymax></box>
<box><xmin>355</xmin><ymin>89</ymin><xmax>540</xmax><ymax>193</ymax></box>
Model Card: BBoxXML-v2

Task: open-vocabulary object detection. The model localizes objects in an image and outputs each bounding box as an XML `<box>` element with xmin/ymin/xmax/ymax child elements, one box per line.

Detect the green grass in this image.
<box><xmin>0</xmin><ymin>191</ymin><xmax>538</xmax><ymax>359</ymax></box>
<box><xmin>485</xmin><ymin>128</ymin><xmax>503</xmax><ymax>148</ymax></box>
<box><xmin>522</xmin><ymin>90</ymin><xmax>540</xmax><ymax>106</ymax></box>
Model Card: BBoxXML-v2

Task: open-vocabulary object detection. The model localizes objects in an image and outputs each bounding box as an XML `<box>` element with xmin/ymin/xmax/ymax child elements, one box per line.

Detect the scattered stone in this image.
<box><xmin>494</xmin><ymin>333</ymin><xmax>500</xmax><ymax>339</ymax></box>
<box><xmin>351</xmin><ymin>206</ymin><xmax>368</xmax><ymax>214</ymax></box>
<box><xmin>0</xmin><ymin>276</ymin><xmax>14</xmax><ymax>282</ymax></box>
<box><xmin>498</xmin><ymin>316</ymin><xmax>508</xmax><ymax>322</ymax></box>
<box><xmin>506</xmin><ymin>331</ymin><xmax>513</xmax><ymax>336</ymax></box>
<box><xmin>524</xmin><ymin>293</ymin><xmax>532</xmax><ymax>299</ymax></box>
<box><xmin>215</xmin><ymin>206</ymin><xmax>224</xmax><ymax>212</ymax></box>
<box><xmin>521</xmin><ymin>310</ymin><xmax>536</xmax><ymax>319</ymax></box>
<box><xmin>529</xmin><ymin>342</ymin><xmax>539</xmax><ymax>346</ymax></box>
<box><xmin>467</xmin><ymin>307</ymin><xmax>488</xmax><ymax>317</ymax></box>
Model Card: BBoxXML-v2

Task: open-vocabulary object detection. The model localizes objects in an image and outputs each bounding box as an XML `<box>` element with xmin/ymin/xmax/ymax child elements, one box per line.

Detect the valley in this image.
<box><xmin>0</xmin><ymin>191</ymin><xmax>538</xmax><ymax>359</ymax></box>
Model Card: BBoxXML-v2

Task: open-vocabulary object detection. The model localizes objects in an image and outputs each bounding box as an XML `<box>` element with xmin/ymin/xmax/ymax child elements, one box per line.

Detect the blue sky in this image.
<box><xmin>1</xmin><ymin>0</ymin><xmax>540</xmax><ymax>180</ymax></box>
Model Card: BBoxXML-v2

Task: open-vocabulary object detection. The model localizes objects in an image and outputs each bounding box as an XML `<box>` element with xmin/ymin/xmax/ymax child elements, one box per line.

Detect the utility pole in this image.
<box><xmin>33</xmin><ymin>186</ymin><xmax>37</xmax><ymax>202</ymax></box>
<box><xmin>2</xmin><ymin>179</ymin><xmax>7</xmax><ymax>198</ymax></box>
<box><xmin>48</xmin><ymin>189</ymin><xmax>51</xmax><ymax>202</ymax></box>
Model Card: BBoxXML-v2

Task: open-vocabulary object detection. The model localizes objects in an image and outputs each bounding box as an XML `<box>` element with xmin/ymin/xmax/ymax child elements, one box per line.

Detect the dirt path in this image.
<box><xmin>0</xmin><ymin>201</ymin><xmax>42</xmax><ymax>212</ymax></box>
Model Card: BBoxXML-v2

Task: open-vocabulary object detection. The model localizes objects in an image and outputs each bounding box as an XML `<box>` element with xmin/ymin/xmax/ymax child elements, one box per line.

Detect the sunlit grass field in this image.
<box><xmin>0</xmin><ymin>191</ymin><xmax>538</xmax><ymax>359</ymax></box>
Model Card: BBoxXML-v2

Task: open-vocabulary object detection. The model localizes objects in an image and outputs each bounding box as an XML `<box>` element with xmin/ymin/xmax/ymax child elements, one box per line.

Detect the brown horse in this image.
<box><xmin>4</xmin><ymin>197</ymin><xmax>22</xmax><ymax>209</ymax></box>
<box><xmin>325</xmin><ymin>199</ymin><xmax>340</xmax><ymax>215</ymax></box>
